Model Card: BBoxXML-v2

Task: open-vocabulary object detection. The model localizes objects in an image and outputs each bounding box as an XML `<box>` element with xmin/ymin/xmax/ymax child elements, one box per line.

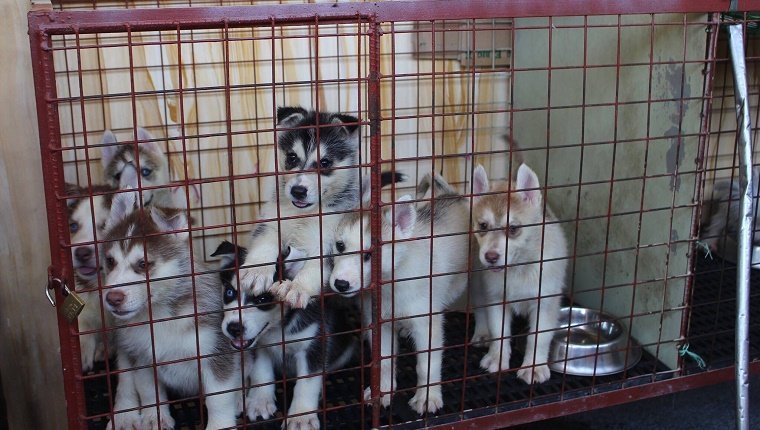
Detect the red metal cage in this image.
<box><xmin>28</xmin><ymin>1</ymin><xmax>760</xmax><ymax>429</ymax></box>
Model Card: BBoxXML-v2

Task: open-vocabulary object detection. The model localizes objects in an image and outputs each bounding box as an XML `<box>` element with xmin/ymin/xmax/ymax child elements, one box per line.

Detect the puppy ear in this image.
<box><xmin>136</xmin><ymin>127</ymin><xmax>164</xmax><ymax>158</ymax></box>
<box><xmin>330</xmin><ymin>113</ymin><xmax>360</xmax><ymax>136</ymax></box>
<box><xmin>211</xmin><ymin>240</ymin><xmax>239</xmax><ymax>269</ymax></box>
<box><xmin>149</xmin><ymin>206</ymin><xmax>188</xmax><ymax>235</ymax></box>
<box><xmin>106</xmin><ymin>189</ymin><xmax>138</xmax><ymax>231</ymax></box>
<box><xmin>100</xmin><ymin>129</ymin><xmax>119</xmax><ymax>170</ymax></box>
<box><xmin>277</xmin><ymin>106</ymin><xmax>307</xmax><ymax>126</ymax></box>
<box><xmin>386</xmin><ymin>195</ymin><xmax>416</xmax><ymax>240</ymax></box>
<box><xmin>515</xmin><ymin>163</ymin><xmax>542</xmax><ymax>206</ymax></box>
<box><xmin>472</xmin><ymin>164</ymin><xmax>490</xmax><ymax>198</ymax></box>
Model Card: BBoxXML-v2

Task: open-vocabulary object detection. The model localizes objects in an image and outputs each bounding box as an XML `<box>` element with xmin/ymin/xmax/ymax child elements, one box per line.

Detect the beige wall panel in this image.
<box><xmin>0</xmin><ymin>0</ymin><xmax>66</xmax><ymax>427</ymax></box>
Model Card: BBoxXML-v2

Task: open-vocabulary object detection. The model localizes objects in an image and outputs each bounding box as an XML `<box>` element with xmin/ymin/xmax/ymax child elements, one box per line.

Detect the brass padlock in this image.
<box><xmin>60</xmin><ymin>284</ymin><xmax>85</xmax><ymax>323</ymax></box>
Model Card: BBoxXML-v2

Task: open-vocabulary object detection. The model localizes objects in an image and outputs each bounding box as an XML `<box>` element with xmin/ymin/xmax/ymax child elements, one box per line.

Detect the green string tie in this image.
<box><xmin>679</xmin><ymin>343</ymin><xmax>707</xmax><ymax>370</ymax></box>
<box><xmin>696</xmin><ymin>241</ymin><xmax>713</xmax><ymax>260</ymax></box>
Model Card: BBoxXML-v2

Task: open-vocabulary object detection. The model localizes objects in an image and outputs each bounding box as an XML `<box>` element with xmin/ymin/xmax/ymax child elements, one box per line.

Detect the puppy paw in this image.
<box><xmin>273</xmin><ymin>280</ymin><xmax>313</xmax><ymax>309</ymax></box>
<box><xmin>480</xmin><ymin>349</ymin><xmax>510</xmax><ymax>373</ymax></box>
<box><xmin>363</xmin><ymin>386</ymin><xmax>392</xmax><ymax>408</ymax></box>
<box><xmin>517</xmin><ymin>364</ymin><xmax>551</xmax><ymax>384</ymax></box>
<box><xmin>105</xmin><ymin>410</ymin><xmax>141</xmax><ymax>430</ymax></box>
<box><xmin>245</xmin><ymin>388</ymin><xmax>278</xmax><ymax>421</ymax></box>
<box><xmin>282</xmin><ymin>412</ymin><xmax>320</xmax><ymax>430</ymax></box>
<box><xmin>140</xmin><ymin>407</ymin><xmax>174</xmax><ymax>430</ymax></box>
<box><xmin>408</xmin><ymin>386</ymin><xmax>443</xmax><ymax>415</ymax></box>
<box><xmin>240</xmin><ymin>266</ymin><xmax>277</xmax><ymax>296</ymax></box>
<box><xmin>470</xmin><ymin>325</ymin><xmax>490</xmax><ymax>346</ymax></box>
<box><xmin>80</xmin><ymin>336</ymin><xmax>97</xmax><ymax>373</ymax></box>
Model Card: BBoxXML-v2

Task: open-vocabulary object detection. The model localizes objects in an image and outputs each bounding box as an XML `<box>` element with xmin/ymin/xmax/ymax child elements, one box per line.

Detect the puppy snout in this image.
<box><xmin>333</xmin><ymin>279</ymin><xmax>351</xmax><ymax>293</ymax></box>
<box><xmin>290</xmin><ymin>185</ymin><xmax>308</xmax><ymax>200</ymax></box>
<box><xmin>74</xmin><ymin>246</ymin><xmax>93</xmax><ymax>263</ymax></box>
<box><xmin>226</xmin><ymin>321</ymin><xmax>243</xmax><ymax>338</ymax></box>
<box><xmin>485</xmin><ymin>251</ymin><xmax>500</xmax><ymax>264</ymax></box>
<box><xmin>106</xmin><ymin>291</ymin><xmax>125</xmax><ymax>307</ymax></box>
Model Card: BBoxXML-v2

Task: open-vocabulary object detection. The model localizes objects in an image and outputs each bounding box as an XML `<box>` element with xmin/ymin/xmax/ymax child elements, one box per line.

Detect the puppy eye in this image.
<box><xmin>478</xmin><ymin>222</ymin><xmax>488</xmax><ymax>231</ymax></box>
<box><xmin>335</xmin><ymin>241</ymin><xmax>345</xmax><ymax>253</ymax></box>
<box><xmin>508</xmin><ymin>224</ymin><xmax>520</xmax><ymax>237</ymax></box>
<box><xmin>319</xmin><ymin>158</ymin><xmax>332</xmax><ymax>169</ymax></box>
<box><xmin>254</xmin><ymin>293</ymin><xmax>273</xmax><ymax>305</ymax></box>
<box><xmin>223</xmin><ymin>284</ymin><xmax>237</xmax><ymax>303</ymax></box>
<box><xmin>69</xmin><ymin>222</ymin><xmax>80</xmax><ymax>233</ymax></box>
<box><xmin>253</xmin><ymin>293</ymin><xmax>275</xmax><ymax>310</ymax></box>
<box><xmin>363</xmin><ymin>251</ymin><xmax>371</xmax><ymax>262</ymax></box>
<box><xmin>140</xmin><ymin>167</ymin><xmax>152</xmax><ymax>177</ymax></box>
<box><xmin>284</xmin><ymin>152</ymin><xmax>299</xmax><ymax>169</ymax></box>
<box><xmin>105</xmin><ymin>256</ymin><xmax>115</xmax><ymax>269</ymax></box>
<box><xmin>136</xmin><ymin>259</ymin><xmax>153</xmax><ymax>272</ymax></box>
<box><xmin>113</xmin><ymin>172</ymin><xmax>122</xmax><ymax>182</ymax></box>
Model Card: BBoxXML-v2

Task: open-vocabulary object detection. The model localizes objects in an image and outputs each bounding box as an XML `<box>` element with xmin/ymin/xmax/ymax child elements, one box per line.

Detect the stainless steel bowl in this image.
<box><xmin>549</xmin><ymin>307</ymin><xmax>642</xmax><ymax>376</ymax></box>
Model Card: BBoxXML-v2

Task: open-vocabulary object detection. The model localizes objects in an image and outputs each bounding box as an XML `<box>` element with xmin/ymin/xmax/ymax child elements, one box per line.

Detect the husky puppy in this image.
<box><xmin>101</xmin><ymin>128</ymin><xmax>171</xmax><ymax>206</ymax></box>
<box><xmin>66</xmin><ymin>183</ymin><xmax>115</xmax><ymax>372</ymax></box>
<box><xmin>214</xmin><ymin>240</ymin><xmax>356</xmax><ymax>430</ymax></box>
<box><xmin>101</xmin><ymin>191</ymin><xmax>241</xmax><ymax>430</ymax></box>
<box><xmin>470</xmin><ymin>163</ymin><xmax>567</xmax><ymax>384</ymax></box>
<box><xmin>238</xmin><ymin>107</ymin><xmax>371</xmax><ymax>309</ymax></box>
<box><xmin>328</xmin><ymin>173</ymin><xmax>469</xmax><ymax>414</ymax></box>
<box><xmin>701</xmin><ymin>167</ymin><xmax>760</xmax><ymax>251</ymax></box>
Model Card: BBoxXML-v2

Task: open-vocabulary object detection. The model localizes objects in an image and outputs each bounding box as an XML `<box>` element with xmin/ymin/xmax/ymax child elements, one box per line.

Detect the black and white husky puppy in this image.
<box><xmin>101</xmin><ymin>191</ymin><xmax>241</xmax><ymax>430</ymax></box>
<box><xmin>66</xmin><ymin>183</ymin><xmax>115</xmax><ymax>372</ymax></box>
<box><xmin>238</xmin><ymin>107</ymin><xmax>368</xmax><ymax>308</ymax></box>
<box><xmin>214</xmin><ymin>240</ymin><xmax>356</xmax><ymax>430</ymax></box>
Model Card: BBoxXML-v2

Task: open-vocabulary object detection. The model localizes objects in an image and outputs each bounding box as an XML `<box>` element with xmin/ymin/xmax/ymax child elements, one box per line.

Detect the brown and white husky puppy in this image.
<box><xmin>66</xmin><ymin>183</ymin><xmax>115</xmax><ymax>372</ymax></box>
<box><xmin>101</xmin><ymin>127</ymin><xmax>171</xmax><ymax>206</ymax></box>
<box><xmin>470</xmin><ymin>163</ymin><xmax>568</xmax><ymax>384</ymax></box>
<box><xmin>101</xmin><ymin>191</ymin><xmax>241</xmax><ymax>430</ymax></box>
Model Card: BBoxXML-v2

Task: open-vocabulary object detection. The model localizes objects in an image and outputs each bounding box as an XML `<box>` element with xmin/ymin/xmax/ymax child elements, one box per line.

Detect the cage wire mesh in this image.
<box><xmin>27</xmin><ymin>2</ymin><xmax>760</xmax><ymax>429</ymax></box>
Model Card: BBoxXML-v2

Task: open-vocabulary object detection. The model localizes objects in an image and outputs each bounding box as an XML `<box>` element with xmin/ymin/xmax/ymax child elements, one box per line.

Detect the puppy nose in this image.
<box><xmin>226</xmin><ymin>321</ymin><xmax>242</xmax><ymax>338</ymax></box>
<box><xmin>290</xmin><ymin>185</ymin><xmax>308</xmax><ymax>200</ymax></box>
<box><xmin>74</xmin><ymin>246</ymin><xmax>92</xmax><ymax>263</ymax></box>
<box><xmin>334</xmin><ymin>279</ymin><xmax>351</xmax><ymax>293</ymax></box>
<box><xmin>485</xmin><ymin>251</ymin><xmax>500</xmax><ymax>264</ymax></box>
<box><xmin>106</xmin><ymin>291</ymin><xmax>125</xmax><ymax>307</ymax></box>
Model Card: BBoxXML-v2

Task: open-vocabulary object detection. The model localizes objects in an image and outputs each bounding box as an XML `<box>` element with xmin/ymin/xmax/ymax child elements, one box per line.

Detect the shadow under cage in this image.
<box><xmin>27</xmin><ymin>1</ymin><xmax>760</xmax><ymax>429</ymax></box>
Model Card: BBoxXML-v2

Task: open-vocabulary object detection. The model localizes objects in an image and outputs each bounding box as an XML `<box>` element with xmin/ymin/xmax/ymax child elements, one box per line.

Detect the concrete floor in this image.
<box><xmin>515</xmin><ymin>376</ymin><xmax>759</xmax><ymax>430</ymax></box>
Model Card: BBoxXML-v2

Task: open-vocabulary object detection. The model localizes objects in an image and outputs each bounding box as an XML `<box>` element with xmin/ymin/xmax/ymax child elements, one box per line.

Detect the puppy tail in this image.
<box><xmin>500</xmin><ymin>132</ymin><xmax>524</xmax><ymax>178</ymax></box>
<box><xmin>416</xmin><ymin>172</ymin><xmax>457</xmax><ymax>200</ymax></box>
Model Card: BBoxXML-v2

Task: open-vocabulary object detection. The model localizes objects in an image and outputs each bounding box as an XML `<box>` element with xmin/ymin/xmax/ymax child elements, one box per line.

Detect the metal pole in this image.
<box><xmin>727</xmin><ymin>23</ymin><xmax>752</xmax><ymax>430</ymax></box>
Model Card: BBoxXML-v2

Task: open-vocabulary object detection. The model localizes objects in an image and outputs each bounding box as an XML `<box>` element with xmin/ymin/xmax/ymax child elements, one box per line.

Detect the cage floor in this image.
<box><xmin>685</xmin><ymin>253</ymin><xmax>760</xmax><ymax>373</ymax></box>
<box><xmin>84</xmin><ymin>311</ymin><xmax>669</xmax><ymax>429</ymax></box>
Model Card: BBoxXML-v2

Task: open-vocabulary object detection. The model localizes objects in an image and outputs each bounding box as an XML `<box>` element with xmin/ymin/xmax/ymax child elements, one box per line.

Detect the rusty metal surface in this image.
<box><xmin>28</xmin><ymin>0</ymin><xmax>760</xmax><ymax>34</ymax></box>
